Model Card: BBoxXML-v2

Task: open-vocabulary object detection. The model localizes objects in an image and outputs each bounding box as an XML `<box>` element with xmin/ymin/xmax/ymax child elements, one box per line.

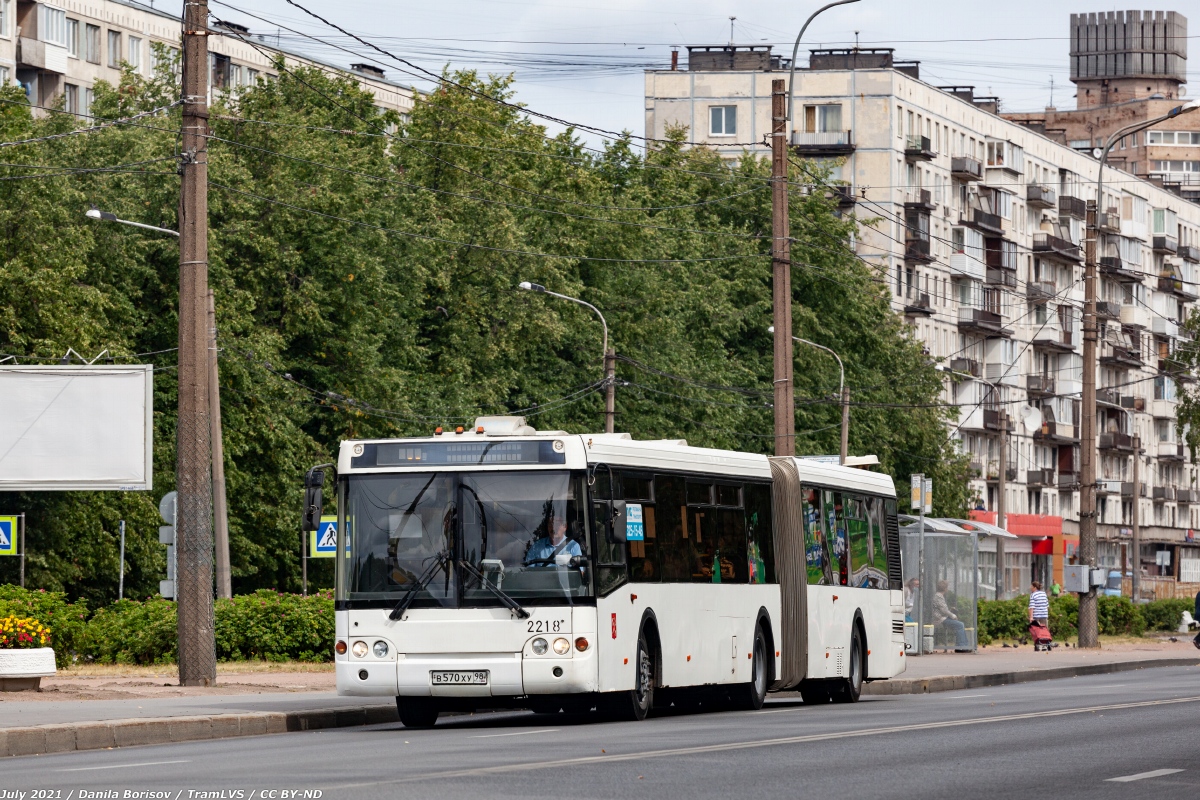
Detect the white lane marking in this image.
<box><xmin>58</xmin><ymin>760</ymin><xmax>190</xmax><ymax>773</ymax></box>
<box><xmin>757</xmin><ymin>706</ymin><xmax>805</xmax><ymax>714</ymax></box>
<box><xmin>328</xmin><ymin>694</ymin><xmax>1200</xmax><ymax>788</ymax></box>
<box><xmin>1106</xmin><ymin>768</ymin><xmax>1184</xmax><ymax>783</ymax></box>
<box><xmin>1091</xmin><ymin>684</ymin><xmax>1128</xmax><ymax>689</ymax></box>
<box><xmin>944</xmin><ymin>694</ymin><xmax>989</xmax><ymax>699</ymax></box>
<box><xmin>469</xmin><ymin>729</ymin><xmax>560</xmax><ymax>739</ymax></box>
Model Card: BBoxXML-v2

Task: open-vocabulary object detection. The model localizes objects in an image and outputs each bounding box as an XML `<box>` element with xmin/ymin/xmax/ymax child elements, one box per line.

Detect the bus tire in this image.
<box><xmin>396</xmin><ymin>696</ymin><xmax>439</xmax><ymax>728</ymax></box>
<box><xmin>731</xmin><ymin>623</ymin><xmax>768</xmax><ymax>710</ymax></box>
<box><xmin>799</xmin><ymin>680</ymin><xmax>831</xmax><ymax>705</ymax></box>
<box><xmin>833</xmin><ymin>626</ymin><xmax>864</xmax><ymax>704</ymax></box>
<box><xmin>607</xmin><ymin>631</ymin><xmax>655</xmax><ymax>721</ymax></box>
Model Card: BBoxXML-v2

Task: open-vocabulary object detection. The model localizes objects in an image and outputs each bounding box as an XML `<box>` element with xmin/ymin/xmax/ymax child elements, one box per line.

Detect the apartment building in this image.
<box><xmin>646</xmin><ymin>44</ymin><xmax>1200</xmax><ymax>592</ymax></box>
<box><xmin>1004</xmin><ymin>11</ymin><xmax>1196</xmax><ymax>202</ymax></box>
<box><xmin>0</xmin><ymin>0</ymin><xmax>416</xmax><ymax>118</ymax></box>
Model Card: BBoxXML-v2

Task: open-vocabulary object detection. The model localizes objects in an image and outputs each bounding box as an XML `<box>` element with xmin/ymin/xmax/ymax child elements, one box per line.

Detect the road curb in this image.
<box><xmin>863</xmin><ymin>657</ymin><xmax>1200</xmax><ymax>695</ymax></box>
<box><xmin>0</xmin><ymin>703</ymin><xmax>399</xmax><ymax>759</ymax></box>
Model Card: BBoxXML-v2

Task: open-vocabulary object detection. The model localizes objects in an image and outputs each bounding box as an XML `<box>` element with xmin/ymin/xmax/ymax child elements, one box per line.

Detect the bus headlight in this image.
<box><xmin>532</xmin><ymin>638</ymin><xmax>548</xmax><ymax>655</ymax></box>
<box><xmin>351</xmin><ymin>640</ymin><xmax>368</xmax><ymax>658</ymax></box>
<box><xmin>372</xmin><ymin>641</ymin><xmax>389</xmax><ymax>658</ymax></box>
<box><xmin>552</xmin><ymin>638</ymin><xmax>571</xmax><ymax>655</ymax></box>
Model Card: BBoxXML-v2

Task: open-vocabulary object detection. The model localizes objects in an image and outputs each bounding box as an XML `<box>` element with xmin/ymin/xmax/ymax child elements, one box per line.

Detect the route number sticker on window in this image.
<box><xmin>627</xmin><ymin>503</ymin><xmax>644</xmax><ymax>541</ymax></box>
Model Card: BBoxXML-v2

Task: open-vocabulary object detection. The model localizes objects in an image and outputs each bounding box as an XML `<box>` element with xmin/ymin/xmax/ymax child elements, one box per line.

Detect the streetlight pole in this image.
<box><xmin>787</xmin><ymin>0</ymin><xmax>862</xmax><ymax>126</ymax></box>
<box><xmin>518</xmin><ymin>282</ymin><xmax>612</xmax><ymax>433</ymax></box>
<box><xmin>1079</xmin><ymin>98</ymin><xmax>1200</xmax><ymax>648</ymax></box>
<box><xmin>770</xmin><ymin>326</ymin><xmax>848</xmax><ymax>464</ymax></box>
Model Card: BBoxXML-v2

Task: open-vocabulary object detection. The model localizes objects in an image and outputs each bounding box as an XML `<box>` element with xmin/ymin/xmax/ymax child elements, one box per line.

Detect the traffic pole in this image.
<box><xmin>118</xmin><ymin>519</ymin><xmax>125</xmax><ymax>601</ymax></box>
<box><xmin>997</xmin><ymin>408</ymin><xmax>1008</xmax><ymax>600</ymax></box>
<box><xmin>177</xmin><ymin>0</ymin><xmax>217</xmax><ymax>686</ymax></box>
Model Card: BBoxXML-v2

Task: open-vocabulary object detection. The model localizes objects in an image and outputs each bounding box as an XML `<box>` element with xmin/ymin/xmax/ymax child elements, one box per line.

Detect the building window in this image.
<box><xmin>66</xmin><ymin>18</ymin><xmax>78</xmax><ymax>57</ymax></box>
<box><xmin>82</xmin><ymin>87</ymin><xmax>93</xmax><ymax>118</ymax></box>
<box><xmin>108</xmin><ymin>30</ymin><xmax>121</xmax><ymax>68</ymax></box>
<box><xmin>38</xmin><ymin>5</ymin><xmax>67</xmax><ymax>47</ymax></box>
<box><xmin>128</xmin><ymin>36</ymin><xmax>142</xmax><ymax>71</ymax></box>
<box><xmin>0</xmin><ymin>0</ymin><xmax>9</xmax><ymax>38</ymax></box>
<box><xmin>0</xmin><ymin>67</ymin><xmax>8</xmax><ymax>86</ymax></box>
<box><xmin>709</xmin><ymin>105</ymin><xmax>736</xmax><ymax>137</ymax></box>
<box><xmin>85</xmin><ymin>24</ymin><xmax>101</xmax><ymax>64</ymax></box>
<box><xmin>803</xmin><ymin>104</ymin><xmax>842</xmax><ymax>133</ymax></box>
<box><xmin>64</xmin><ymin>83</ymin><xmax>78</xmax><ymax>115</ymax></box>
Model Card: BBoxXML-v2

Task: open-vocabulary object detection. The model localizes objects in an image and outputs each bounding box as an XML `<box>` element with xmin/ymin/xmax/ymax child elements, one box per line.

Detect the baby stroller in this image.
<box><xmin>1028</xmin><ymin>620</ymin><xmax>1053</xmax><ymax>652</ymax></box>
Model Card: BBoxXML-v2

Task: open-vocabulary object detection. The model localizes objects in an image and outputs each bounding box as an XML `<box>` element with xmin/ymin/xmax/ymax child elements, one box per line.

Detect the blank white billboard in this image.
<box><xmin>0</xmin><ymin>365</ymin><xmax>153</xmax><ymax>491</ymax></box>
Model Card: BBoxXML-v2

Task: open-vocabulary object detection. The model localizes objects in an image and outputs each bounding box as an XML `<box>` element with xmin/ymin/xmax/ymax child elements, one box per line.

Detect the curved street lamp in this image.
<box><xmin>770</xmin><ymin>325</ymin><xmax>848</xmax><ymax>464</ymax></box>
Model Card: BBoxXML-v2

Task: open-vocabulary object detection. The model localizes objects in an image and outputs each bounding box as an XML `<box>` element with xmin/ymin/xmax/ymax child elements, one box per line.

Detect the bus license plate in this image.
<box><xmin>430</xmin><ymin>670</ymin><xmax>489</xmax><ymax>685</ymax></box>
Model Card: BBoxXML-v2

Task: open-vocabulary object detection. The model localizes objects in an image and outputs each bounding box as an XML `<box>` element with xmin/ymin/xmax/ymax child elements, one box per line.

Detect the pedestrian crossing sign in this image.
<box><xmin>310</xmin><ymin>515</ymin><xmax>338</xmax><ymax>558</ymax></box>
<box><xmin>0</xmin><ymin>517</ymin><xmax>16</xmax><ymax>557</ymax></box>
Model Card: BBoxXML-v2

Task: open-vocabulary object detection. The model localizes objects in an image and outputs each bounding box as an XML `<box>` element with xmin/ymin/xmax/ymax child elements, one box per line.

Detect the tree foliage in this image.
<box><xmin>0</xmin><ymin>61</ymin><xmax>968</xmax><ymax>603</ymax></box>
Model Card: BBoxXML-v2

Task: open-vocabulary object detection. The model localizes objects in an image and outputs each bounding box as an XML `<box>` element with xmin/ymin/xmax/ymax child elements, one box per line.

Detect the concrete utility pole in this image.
<box><xmin>1132</xmin><ymin>435</ymin><xmax>1141</xmax><ymax>604</ymax></box>
<box><xmin>1079</xmin><ymin>197</ymin><xmax>1099</xmax><ymax>649</ymax></box>
<box><xmin>208</xmin><ymin>290</ymin><xmax>231</xmax><ymax>600</ymax></box>
<box><xmin>604</xmin><ymin>349</ymin><xmax>616</xmax><ymax>434</ymax></box>
<box><xmin>177</xmin><ymin>0</ymin><xmax>217</xmax><ymax>685</ymax></box>
<box><xmin>997</xmin><ymin>408</ymin><xmax>1008</xmax><ymax>600</ymax></box>
<box><xmin>771</xmin><ymin>78</ymin><xmax>794</xmax><ymax>457</ymax></box>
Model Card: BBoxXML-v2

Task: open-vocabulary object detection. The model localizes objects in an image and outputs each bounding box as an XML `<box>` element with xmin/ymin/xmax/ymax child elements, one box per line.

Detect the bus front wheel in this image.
<box><xmin>397</xmin><ymin>696</ymin><xmax>439</xmax><ymax>728</ymax></box>
<box><xmin>606</xmin><ymin>631</ymin><xmax>655</xmax><ymax>721</ymax></box>
<box><xmin>731</xmin><ymin>623</ymin><xmax>768</xmax><ymax>710</ymax></box>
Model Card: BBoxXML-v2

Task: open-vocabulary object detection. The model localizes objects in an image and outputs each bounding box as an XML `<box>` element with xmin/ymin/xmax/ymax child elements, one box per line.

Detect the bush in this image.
<box><xmin>0</xmin><ymin>586</ymin><xmax>88</xmax><ymax>667</ymax></box>
<box><xmin>214</xmin><ymin>590</ymin><xmax>334</xmax><ymax>662</ymax></box>
<box><xmin>1049</xmin><ymin>594</ymin><xmax>1078</xmax><ymax>639</ymax></box>
<box><xmin>1097</xmin><ymin>595</ymin><xmax>1145</xmax><ymax>636</ymax></box>
<box><xmin>977</xmin><ymin>596</ymin><xmax>1027</xmax><ymax>645</ymax></box>
<box><xmin>1140</xmin><ymin>598</ymin><xmax>1193</xmax><ymax>632</ymax></box>
<box><xmin>83</xmin><ymin>598</ymin><xmax>178</xmax><ymax>664</ymax></box>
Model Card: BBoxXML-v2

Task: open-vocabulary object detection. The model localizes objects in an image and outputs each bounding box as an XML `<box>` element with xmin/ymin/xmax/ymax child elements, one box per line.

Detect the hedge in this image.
<box><xmin>0</xmin><ymin>585</ymin><xmax>334</xmax><ymax>666</ymax></box>
<box><xmin>977</xmin><ymin>594</ymin><xmax>1191</xmax><ymax>644</ymax></box>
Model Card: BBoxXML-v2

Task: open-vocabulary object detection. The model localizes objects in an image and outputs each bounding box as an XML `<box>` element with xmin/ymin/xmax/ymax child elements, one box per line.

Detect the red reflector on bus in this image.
<box><xmin>611</xmin><ymin>613</ymin><xmax>617</xmax><ymax>639</ymax></box>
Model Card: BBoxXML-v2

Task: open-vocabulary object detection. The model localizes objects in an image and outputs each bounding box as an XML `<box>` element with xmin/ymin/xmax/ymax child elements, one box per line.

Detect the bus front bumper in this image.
<box><xmin>336</xmin><ymin>649</ymin><xmax>597</xmax><ymax>697</ymax></box>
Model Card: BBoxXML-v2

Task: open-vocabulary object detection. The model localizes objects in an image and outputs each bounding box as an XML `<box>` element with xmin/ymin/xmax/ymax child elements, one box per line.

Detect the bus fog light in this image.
<box><xmin>552</xmin><ymin>667</ymin><xmax>563</xmax><ymax>678</ymax></box>
<box><xmin>552</xmin><ymin>638</ymin><xmax>570</xmax><ymax>655</ymax></box>
<box><xmin>351</xmin><ymin>640</ymin><xmax>369</xmax><ymax>658</ymax></box>
<box><xmin>372</xmin><ymin>641</ymin><xmax>389</xmax><ymax>658</ymax></box>
<box><xmin>358</xmin><ymin>669</ymin><xmax>368</xmax><ymax>680</ymax></box>
<box><xmin>574</xmin><ymin>637</ymin><xmax>589</xmax><ymax>652</ymax></box>
<box><xmin>335</xmin><ymin>640</ymin><xmax>347</xmax><ymax>656</ymax></box>
<box><xmin>532</xmin><ymin>638</ymin><xmax>548</xmax><ymax>655</ymax></box>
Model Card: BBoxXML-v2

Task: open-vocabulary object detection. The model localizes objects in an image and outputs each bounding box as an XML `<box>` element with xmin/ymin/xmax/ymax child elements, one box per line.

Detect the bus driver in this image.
<box><xmin>525</xmin><ymin>514</ymin><xmax>582</xmax><ymax>566</ymax></box>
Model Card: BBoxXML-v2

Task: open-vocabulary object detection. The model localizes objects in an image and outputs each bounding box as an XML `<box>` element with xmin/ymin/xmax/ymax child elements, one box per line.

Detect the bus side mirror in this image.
<box><xmin>610</xmin><ymin>500</ymin><xmax>628</xmax><ymax>543</ymax></box>
<box><xmin>302</xmin><ymin>468</ymin><xmax>325</xmax><ymax>532</ymax></box>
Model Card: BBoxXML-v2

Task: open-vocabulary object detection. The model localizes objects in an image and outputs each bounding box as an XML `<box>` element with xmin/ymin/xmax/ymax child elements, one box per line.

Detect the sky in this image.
<box><xmin>182</xmin><ymin>0</ymin><xmax>1197</xmax><ymax>149</ymax></box>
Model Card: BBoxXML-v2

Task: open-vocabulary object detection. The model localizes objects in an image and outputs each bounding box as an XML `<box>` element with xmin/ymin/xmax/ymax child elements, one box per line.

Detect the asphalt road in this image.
<box><xmin>6</xmin><ymin>666</ymin><xmax>1200</xmax><ymax>800</ymax></box>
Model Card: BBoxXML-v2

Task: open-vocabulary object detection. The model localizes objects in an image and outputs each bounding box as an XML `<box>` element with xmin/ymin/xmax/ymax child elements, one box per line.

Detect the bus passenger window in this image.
<box><xmin>823</xmin><ymin>490</ymin><xmax>849</xmax><ymax>586</ymax></box>
<box><xmin>801</xmin><ymin>487</ymin><xmax>830</xmax><ymax>585</ymax></box>
<box><xmin>619</xmin><ymin>471</ymin><xmax>658</xmax><ymax>583</ymax></box>
<box><xmin>867</xmin><ymin>496</ymin><xmax>890</xmax><ymax>584</ymax></box>
<box><xmin>744</xmin><ymin>483</ymin><xmax>775</xmax><ymax>584</ymax></box>
<box><xmin>713</xmin><ymin>506</ymin><xmax>747</xmax><ymax>583</ymax></box>
<box><xmin>653</xmin><ymin>475</ymin><xmax>693</xmax><ymax>583</ymax></box>
<box><xmin>846</xmin><ymin>495</ymin><xmax>874</xmax><ymax>588</ymax></box>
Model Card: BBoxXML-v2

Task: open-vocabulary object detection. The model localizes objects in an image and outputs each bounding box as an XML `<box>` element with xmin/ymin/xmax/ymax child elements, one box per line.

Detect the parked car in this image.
<box><xmin>1103</xmin><ymin>570</ymin><xmax>1125</xmax><ymax>597</ymax></box>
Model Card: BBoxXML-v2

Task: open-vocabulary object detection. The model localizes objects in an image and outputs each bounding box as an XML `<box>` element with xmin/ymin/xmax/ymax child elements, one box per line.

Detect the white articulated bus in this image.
<box><xmin>303</xmin><ymin>416</ymin><xmax>906</xmax><ymax>728</ymax></box>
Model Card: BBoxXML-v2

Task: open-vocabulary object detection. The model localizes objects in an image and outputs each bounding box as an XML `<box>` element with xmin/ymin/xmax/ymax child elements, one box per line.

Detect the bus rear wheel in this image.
<box><xmin>731</xmin><ymin>623</ymin><xmax>768</xmax><ymax>710</ymax></box>
<box><xmin>833</xmin><ymin>627</ymin><xmax>864</xmax><ymax>704</ymax></box>
<box><xmin>396</xmin><ymin>696</ymin><xmax>439</xmax><ymax>728</ymax></box>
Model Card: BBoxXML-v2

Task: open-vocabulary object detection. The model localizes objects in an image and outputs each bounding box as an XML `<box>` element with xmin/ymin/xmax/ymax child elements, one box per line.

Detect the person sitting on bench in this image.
<box><xmin>932</xmin><ymin>580</ymin><xmax>970</xmax><ymax>652</ymax></box>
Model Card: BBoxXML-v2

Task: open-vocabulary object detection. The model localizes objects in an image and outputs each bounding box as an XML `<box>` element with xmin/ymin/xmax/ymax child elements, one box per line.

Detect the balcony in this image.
<box><xmin>1026</xmin><ymin>468</ymin><xmax>1055</xmax><ymax>487</ymax></box>
<box><xmin>950</xmin><ymin>357</ymin><xmax>981</xmax><ymax>377</ymax></box>
<box><xmin>903</xmin><ymin>292</ymin><xmax>934</xmax><ymax>317</ymax></box>
<box><xmin>905</xmin><ymin>135</ymin><xmax>935</xmax><ymax>161</ymax></box>
<box><xmin>957</xmin><ymin>307</ymin><xmax>1010</xmax><ymax>336</ymax></box>
<box><xmin>1150</xmin><ymin>397</ymin><xmax>1177</xmax><ymax>419</ymax></box>
<box><xmin>1157</xmin><ymin>275</ymin><xmax>1198</xmax><ymax>301</ymax></box>
<box><xmin>986</xmin><ymin>466</ymin><xmax>1019</xmax><ymax>483</ymax></box>
<box><xmin>1098</xmin><ymin>432</ymin><xmax>1134</xmax><ymax>452</ymax></box>
<box><xmin>1027</xmin><ymin>375</ymin><xmax>1055</xmax><ymax>396</ymax></box>
<box><xmin>1099</xmin><ymin>255</ymin><xmax>1140</xmax><ymax>282</ymax></box>
<box><xmin>1097</xmin><ymin>387</ymin><xmax>1121</xmax><ymax>407</ymax></box>
<box><xmin>904</xmin><ymin>188</ymin><xmax>935</xmax><ymax>211</ymax></box>
<box><xmin>1158</xmin><ymin>442</ymin><xmax>1185</xmax><ymax>462</ymax></box>
<box><xmin>1120</xmin><ymin>395</ymin><xmax>1146</xmax><ymax>412</ymax></box>
<box><xmin>791</xmin><ymin>130</ymin><xmax>854</xmax><ymax>156</ymax></box>
<box><xmin>1032</xmin><ymin>233</ymin><xmax>1082</xmax><ymax>262</ymax></box>
<box><xmin>1098</xmin><ymin>211</ymin><xmax>1121</xmax><ymax>234</ymax></box>
<box><xmin>1032</xmin><ymin>326</ymin><xmax>1074</xmax><ymax>352</ymax></box>
<box><xmin>1119</xmin><ymin>304</ymin><xmax>1151</xmax><ymax>330</ymax></box>
<box><xmin>951</xmin><ymin>156</ymin><xmax>983</xmax><ymax>181</ymax></box>
<box><xmin>1153</xmin><ymin>486</ymin><xmax>1177</xmax><ymax>501</ymax></box>
<box><xmin>963</xmin><ymin>208</ymin><xmax>1003</xmax><ymax>235</ymax></box>
<box><xmin>829</xmin><ymin>185</ymin><xmax>856</xmax><ymax>208</ymax></box>
<box><xmin>949</xmin><ymin>250</ymin><xmax>986</xmax><ymax>282</ymax></box>
<box><xmin>1058</xmin><ymin>472</ymin><xmax>1080</xmax><ymax>490</ymax></box>
<box><xmin>1026</xmin><ymin>281</ymin><xmax>1057</xmax><ymax>300</ymax></box>
<box><xmin>1152</xmin><ymin>315</ymin><xmax>1180</xmax><ymax>338</ymax></box>
<box><xmin>1027</xmin><ymin>184</ymin><xmax>1056</xmax><ymax>209</ymax></box>
<box><xmin>986</xmin><ymin>268</ymin><xmax>1016</xmax><ymax>288</ymax></box>
<box><xmin>904</xmin><ymin>237</ymin><xmax>934</xmax><ymax>264</ymax></box>
<box><xmin>1059</xmin><ymin>195</ymin><xmax>1087</xmax><ymax>219</ymax></box>
<box><xmin>1097</xmin><ymin>300</ymin><xmax>1121</xmax><ymax>320</ymax></box>
<box><xmin>1035</xmin><ymin>421</ymin><xmax>1079</xmax><ymax>444</ymax></box>
<box><xmin>1100</xmin><ymin>342</ymin><xmax>1143</xmax><ymax>368</ymax></box>
<box><xmin>1152</xmin><ymin>234</ymin><xmax>1178</xmax><ymax>255</ymax></box>
<box><xmin>1179</xmin><ymin>244</ymin><xmax>1200</xmax><ymax>263</ymax></box>
<box><xmin>1178</xmin><ymin>489</ymin><xmax>1195</xmax><ymax>504</ymax></box>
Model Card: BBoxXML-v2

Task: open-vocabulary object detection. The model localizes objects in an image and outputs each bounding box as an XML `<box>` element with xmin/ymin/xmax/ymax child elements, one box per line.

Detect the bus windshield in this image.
<box><xmin>338</xmin><ymin>470</ymin><xmax>592</xmax><ymax>607</ymax></box>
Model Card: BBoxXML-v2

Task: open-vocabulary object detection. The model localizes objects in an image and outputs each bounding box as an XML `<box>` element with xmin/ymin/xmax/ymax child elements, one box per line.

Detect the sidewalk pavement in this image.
<box><xmin>0</xmin><ymin>641</ymin><xmax>1196</xmax><ymax>758</ymax></box>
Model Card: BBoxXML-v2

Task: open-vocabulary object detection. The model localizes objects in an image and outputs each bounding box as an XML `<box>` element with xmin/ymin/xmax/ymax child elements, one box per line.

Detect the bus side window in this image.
<box><xmin>823</xmin><ymin>490</ymin><xmax>849</xmax><ymax>587</ymax></box>
<box><xmin>744</xmin><ymin>482</ymin><xmax>775</xmax><ymax>584</ymax></box>
<box><xmin>653</xmin><ymin>475</ymin><xmax>692</xmax><ymax>583</ymax></box>
<box><xmin>801</xmin><ymin>487</ymin><xmax>829</xmax><ymax>585</ymax></box>
<box><xmin>713</xmin><ymin>491</ymin><xmax>747</xmax><ymax>584</ymax></box>
<box><xmin>620</xmin><ymin>471</ymin><xmax>658</xmax><ymax>583</ymax></box>
<box><xmin>867</xmin><ymin>496</ymin><xmax>890</xmax><ymax>586</ymax></box>
<box><xmin>846</xmin><ymin>495</ymin><xmax>873</xmax><ymax>588</ymax></box>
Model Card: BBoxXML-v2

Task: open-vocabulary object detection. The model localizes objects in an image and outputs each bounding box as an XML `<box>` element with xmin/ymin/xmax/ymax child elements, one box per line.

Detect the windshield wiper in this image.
<box><xmin>389</xmin><ymin>550</ymin><xmax>449</xmax><ymax>621</ymax></box>
<box><xmin>458</xmin><ymin>559</ymin><xmax>531</xmax><ymax>619</ymax></box>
